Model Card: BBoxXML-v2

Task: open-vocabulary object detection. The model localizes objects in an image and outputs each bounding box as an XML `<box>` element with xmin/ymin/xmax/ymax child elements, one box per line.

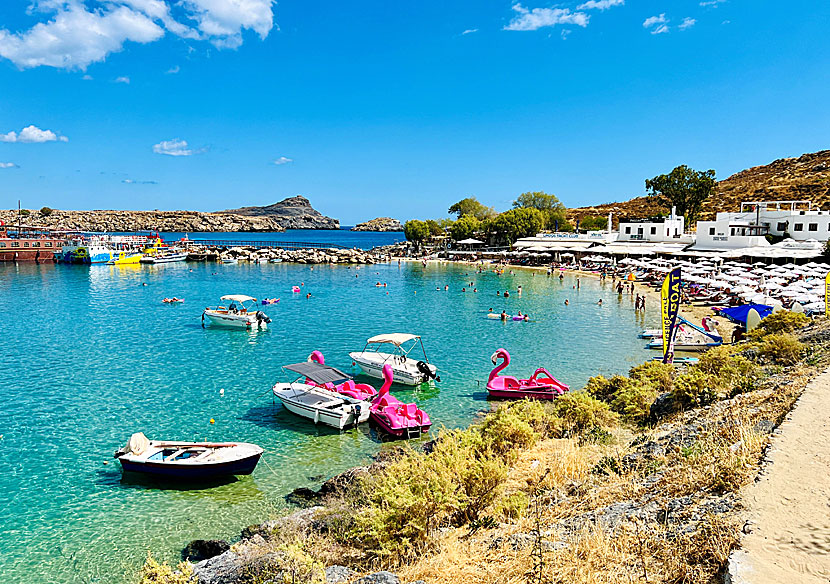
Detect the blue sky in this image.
<box><xmin>0</xmin><ymin>0</ymin><xmax>828</xmax><ymax>224</ymax></box>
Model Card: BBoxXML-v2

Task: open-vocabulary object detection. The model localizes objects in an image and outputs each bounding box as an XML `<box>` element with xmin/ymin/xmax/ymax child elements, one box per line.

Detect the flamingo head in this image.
<box><xmin>308</xmin><ymin>350</ymin><xmax>324</xmax><ymax>365</ymax></box>
<box><xmin>491</xmin><ymin>348</ymin><xmax>509</xmax><ymax>365</ymax></box>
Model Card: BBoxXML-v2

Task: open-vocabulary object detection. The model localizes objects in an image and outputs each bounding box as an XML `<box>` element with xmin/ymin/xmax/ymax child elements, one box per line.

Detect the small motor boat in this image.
<box><xmin>307</xmin><ymin>351</ymin><xmax>377</xmax><ymax>400</ymax></box>
<box><xmin>486</xmin><ymin>348</ymin><xmax>569</xmax><ymax>400</ymax></box>
<box><xmin>369</xmin><ymin>364</ymin><xmax>431</xmax><ymax>438</ymax></box>
<box><xmin>114</xmin><ymin>432</ymin><xmax>263</xmax><ymax>480</ymax></box>
<box><xmin>202</xmin><ymin>294</ymin><xmax>271</xmax><ymax>330</ymax></box>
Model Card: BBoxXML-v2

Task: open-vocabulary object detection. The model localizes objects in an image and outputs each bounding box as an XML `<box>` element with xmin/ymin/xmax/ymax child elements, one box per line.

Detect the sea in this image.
<box><xmin>0</xmin><ymin>230</ymin><xmax>659</xmax><ymax>584</ymax></box>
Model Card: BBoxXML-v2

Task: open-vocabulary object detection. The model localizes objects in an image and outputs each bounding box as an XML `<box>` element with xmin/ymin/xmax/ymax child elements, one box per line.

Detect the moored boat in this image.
<box><xmin>369</xmin><ymin>364</ymin><xmax>431</xmax><ymax>438</ymax></box>
<box><xmin>349</xmin><ymin>334</ymin><xmax>439</xmax><ymax>386</ymax></box>
<box><xmin>486</xmin><ymin>348</ymin><xmax>569</xmax><ymax>400</ymax></box>
<box><xmin>202</xmin><ymin>295</ymin><xmax>271</xmax><ymax>329</ymax></box>
<box><xmin>271</xmin><ymin>361</ymin><xmax>371</xmax><ymax>429</ymax></box>
<box><xmin>307</xmin><ymin>351</ymin><xmax>377</xmax><ymax>400</ymax></box>
<box><xmin>140</xmin><ymin>251</ymin><xmax>187</xmax><ymax>264</ymax></box>
<box><xmin>113</xmin><ymin>432</ymin><xmax>263</xmax><ymax>479</ymax></box>
<box><xmin>0</xmin><ymin>225</ymin><xmax>66</xmax><ymax>262</ymax></box>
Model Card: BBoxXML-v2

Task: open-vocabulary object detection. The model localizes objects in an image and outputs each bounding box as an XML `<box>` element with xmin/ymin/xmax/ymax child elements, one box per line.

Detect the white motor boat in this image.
<box><xmin>222</xmin><ymin>257</ymin><xmax>239</xmax><ymax>264</ymax></box>
<box><xmin>140</xmin><ymin>251</ymin><xmax>188</xmax><ymax>264</ymax></box>
<box><xmin>202</xmin><ymin>294</ymin><xmax>271</xmax><ymax>330</ymax></box>
<box><xmin>272</xmin><ymin>362</ymin><xmax>371</xmax><ymax>429</ymax></box>
<box><xmin>349</xmin><ymin>333</ymin><xmax>439</xmax><ymax>386</ymax></box>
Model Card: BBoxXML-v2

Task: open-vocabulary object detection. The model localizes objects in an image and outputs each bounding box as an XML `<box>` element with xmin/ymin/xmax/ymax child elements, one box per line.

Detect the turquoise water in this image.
<box><xmin>0</xmin><ymin>259</ymin><xmax>658</xmax><ymax>584</ymax></box>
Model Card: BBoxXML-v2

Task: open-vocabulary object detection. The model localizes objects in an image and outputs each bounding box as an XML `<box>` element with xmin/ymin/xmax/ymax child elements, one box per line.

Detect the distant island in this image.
<box><xmin>2</xmin><ymin>195</ymin><xmax>338</xmax><ymax>232</ymax></box>
<box><xmin>351</xmin><ymin>217</ymin><xmax>403</xmax><ymax>232</ymax></box>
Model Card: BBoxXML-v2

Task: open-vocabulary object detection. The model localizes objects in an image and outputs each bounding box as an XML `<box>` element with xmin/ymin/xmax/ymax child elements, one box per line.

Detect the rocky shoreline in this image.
<box><xmin>205</xmin><ymin>246</ymin><xmax>388</xmax><ymax>264</ymax></box>
<box><xmin>351</xmin><ymin>218</ymin><xmax>403</xmax><ymax>232</ymax></box>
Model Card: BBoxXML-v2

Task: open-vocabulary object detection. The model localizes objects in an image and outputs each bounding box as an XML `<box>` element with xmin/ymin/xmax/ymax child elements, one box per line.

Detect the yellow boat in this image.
<box><xmin>109</xmin><ymin>251</ymin><xmax>143</xmax><ymax>265</ymax></box>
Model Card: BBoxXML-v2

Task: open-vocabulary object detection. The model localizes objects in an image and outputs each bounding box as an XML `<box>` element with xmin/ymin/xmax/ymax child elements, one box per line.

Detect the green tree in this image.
<box><xmin>512</xmin><ymin>191</ymin><xmax>567</xmax><ymax>230</ymax></box>
<box><xmin>425</xmin><ymin>219</ymin><xmax>445</xmax><ymax>236</ymax></box>
<box><xmin>451</xmin><ymin>215</ymin><xmax>481</xmax><ymax>241</ymax></box>
<box><xmin>579</xmin><ymin>215</ymin><xmax>607</xmax><ymax>231</ymax></box>
<box><xmin>645</xmin><ymin>165</ymin><xmax>716</xmax><ymax>225</ymax></box>
<box><xmin>40</xmin><ymin>206</ymin><xmax>53</xmax><ymax>217</ymax></box>
<box><xmin>404</xmin><ymin>220</ymin><xmax>429</xmax><ymax>246</ymax></box>
<box><xmin>436</xmin><ymin>217</ymin><xmax>456</xmax><ymax>230</ymax></box>
<box><xmin>492</xmin><ymin>208</ymin><xmax>544</xmax><ymax>245</ymax></box>
<box><xmin>448</xmin><ymin>197</ymin><xmax>496</xmax><ymax>220</ymax></box>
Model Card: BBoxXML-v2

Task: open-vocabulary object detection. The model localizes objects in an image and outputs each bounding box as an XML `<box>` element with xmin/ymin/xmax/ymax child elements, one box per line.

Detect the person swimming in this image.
<box><xmin>564</xmin><ymin>299</ymin><xmax>569</xmax><ymax>305</ymax></box>
<box><xmin>504</xmin><ymin>291</ymin><xmax>510</xmax><ymax>298</ymax></box>
<box><xmin>497</xmin><ymin>291</ymin><xmax>501</xmax><ymax>296</ymax></box>
<box><xmin>597</xmin><ymin>299</ymin><xmax>603</xmax><ymax>306</ymax></box>
<box><xmin>500</xmin><ymin>311</ymin><xmax>508</xmax><ymax>321</ymax></box>
<box><xmin>523</xmin><ymin>314</ymin><xmax>529</xmax><ymax>321</ymax></box>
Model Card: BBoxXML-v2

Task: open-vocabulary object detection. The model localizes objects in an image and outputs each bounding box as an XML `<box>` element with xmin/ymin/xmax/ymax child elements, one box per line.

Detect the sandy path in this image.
<box><xmin>731</xmin><ymin>368</ymin><xmax>830</xmax><ymax>583</ymax></box>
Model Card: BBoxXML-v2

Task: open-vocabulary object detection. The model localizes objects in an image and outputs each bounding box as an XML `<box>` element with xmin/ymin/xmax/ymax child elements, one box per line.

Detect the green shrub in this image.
<box><xmin>492</xmin><ymin>491</ymin><xmax>529</xmax><ymax>520</ymax></box>
<box><xmin>139</xmin><ymin>554</ymin><xmax>193</xmax><ymax>584</ymax></box>
<box><xmin>549</xmin><ymin>392</ymin><xmax>619</xmax><ymax>437</ymax></box>
<box><xmin>584</xmin><ymin>374</ymin><xmax>631</xmax><ymax>403</ymax></box>
<box><xmin>757</xmin><ymin>311</ymin><xmax>809</xmax><ymax>335</ymax></box>
<box><xmin>757</xmin><ymin>333</ymin><xmax>804</xmax><ymax>365</ymax></box>
<box><xmin>672</xmin><ymin>369</ymin><xmax>720</xmax><ymax>409</ymax></box>
<box><xmin>610</xmin><ymin>381</ymin><xmax>659</xmax><ymax>425</ymax></box>
<box><xmin>478</xmin><ymin>399</ymin><xmax>546</xmax><ymax>457</ymax></box>
<box><xmin>40</xmin><ymin>206</ymin><xmax>53</xmax><ymax>217</ymax></box>
<box><xmin>696</xmin><ymin>346</ymin><xmax>760</xmax><ymax>393</ymax></box>
<box><xmin>19</xmin><ymin>209</ymin><xmax>30</xmax><ymax>217</ymax></box>
<box><xmin>629</xmin><ymin>361</ymin><xmax>675</xmax><ymax>394</ymax></box>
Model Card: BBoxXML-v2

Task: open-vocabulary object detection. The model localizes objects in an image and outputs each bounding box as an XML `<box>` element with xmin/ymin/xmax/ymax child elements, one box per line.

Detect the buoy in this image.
<box><xmin>209</xmin><ymin>418</ymin><xmax>215</xmax><ymax>424</ymax></box>
<box><xmin>219</xmin><ymin>388</ymin><xmax>225</xmax><ymax>396</ymax></box>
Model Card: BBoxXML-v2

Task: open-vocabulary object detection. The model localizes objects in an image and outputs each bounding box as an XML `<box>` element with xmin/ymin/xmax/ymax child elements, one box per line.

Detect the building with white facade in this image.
<box><xmin>616</xmin><ymin>207</ymin><xmax>693</xmax><ymax>244</ymax></box>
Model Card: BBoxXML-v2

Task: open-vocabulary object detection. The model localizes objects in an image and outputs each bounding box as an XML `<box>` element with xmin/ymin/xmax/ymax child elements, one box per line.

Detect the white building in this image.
<box><xmin>616</xmin><ymin>207</ymin><xmax>693</xmax><ymax>244</ymax></box>
<box><xmin>694</xmin><ymin>201</ymin><xmax>830</xmax><ymax>250</ymax></box>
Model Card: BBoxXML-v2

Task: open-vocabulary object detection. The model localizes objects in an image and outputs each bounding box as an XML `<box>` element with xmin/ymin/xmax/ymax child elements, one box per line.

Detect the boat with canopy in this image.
<box><xmin>349</xmin><ymin>333</ymin><xmax>439</xmax><ymax>386</ymax></box>
<box><xmin>202</xmin><ymin>294</ymin><xmax>271</xmax><ymax>329</ymax></box>
<box><xmin>272</xmin><ymin>361</ymin><xmax>371</xmax><ymax>429</ymax></box>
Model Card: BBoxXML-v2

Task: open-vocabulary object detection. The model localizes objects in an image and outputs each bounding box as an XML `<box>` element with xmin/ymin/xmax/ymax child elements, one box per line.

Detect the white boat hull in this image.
<box><xmin>348</xmin><ymin>352</ymin><xmax>436</xmax><ymax>386</ymax></box>
<box><xmin>203</xmin><ymin>311</ymin><xmax>267</xmax><ymax>330</ymax></box>
<box><xmin>272</xmin><ymin>383</ymin><xmax>370</xmax><ymax>429</ymax></box>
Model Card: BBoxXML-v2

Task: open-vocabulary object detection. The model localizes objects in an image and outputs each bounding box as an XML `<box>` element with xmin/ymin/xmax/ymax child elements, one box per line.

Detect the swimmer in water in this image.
<box><xmin>504</xmin><ymin>291</ymin><xmax>510</xmax><ymax>298</ymax></box>
<box><xmin>564</xmin><ymin>299</ymin><xmax>569</xmax><ymax>306</ymax></box>
<box><xmin>523</xmin><ymin>314</ymin><xmax>529</xmax><ymax>321</ymax></box>
<box><xmin>306</xmin><ymin>293</ymin><xmax>311</xmax><ymax>299</ymax></box>
<box><xmin>462</xmin><ymin>288</ymin><xmax>466</xmax><ymax>292</ymax></box>
<box><xmin>473</xmin><ymin>288</ymin><xmax>477</xmax><ymax>292</ymax></box>
<box><xmin>444</xmin><ymin>285</ymin><xmax>449</xmax><ymax>291</ymax></box>
<box><xmin>497</xmin><ymin>291</ymin><xmax>501</xmax><ymax>296</ymax></box>
<box><xmin>501</xmin><ymin>311</ymin><xmax>508</xmax><ymax>321</ymax></box>
<box><xmin>488</xmin><ymin>308</ymin><xmax>493</xmax><ymax>313</ymax></box>
<box><xmin>598</xmin><ymin>299</ymin><xmax>603</xmax><ymax>306</ymax></box>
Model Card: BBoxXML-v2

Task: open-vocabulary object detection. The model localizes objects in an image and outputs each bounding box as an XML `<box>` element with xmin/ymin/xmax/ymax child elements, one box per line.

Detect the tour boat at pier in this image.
<box><xmin>114</xmin><ymin>432</ymin><xmax>263</xmax><ymax>480</ymax></box>
<box><xmin>349</xmin><ymin>334</ymin><xmax>439</xmax><ymax>386</ymax></box>
<box><xmin>271</xmin><ymin>361</ymin><xmax>371</xmax><ymax>429</ymax></box>
<box><xmin>202</xmin><ymin>294</ymin><xmax>271</xmax><ymax>329</ymax></box>
<box><xmin>0</xmin><ymin>225</ymin><xmax>67</xmax><ymax>262</ymax></box>
<box><xmin>140</xmin><ymin>251</ymin><xmax>187</xmax><ymax>264</ymax></box>
<box><xmin>486</xmin><ymin>348</ymin><xmax>569</xmax><ymax>400</ymax></box>
<box><xmin>59</xmin><ymin>233</ymin><xmax>117</xmax><ymax>264</ymax></box>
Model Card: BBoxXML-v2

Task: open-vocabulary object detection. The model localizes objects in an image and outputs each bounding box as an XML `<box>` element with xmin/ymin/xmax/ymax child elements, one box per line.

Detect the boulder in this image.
<box><xmin>354</xmin><ymin>571</ymin><xmax>401</xmax><ymax>584</ymax></box>
<box><xmin>182</xmin><ymin>539</ymin><xmax>230</xmax><ymax>562</ymax></box>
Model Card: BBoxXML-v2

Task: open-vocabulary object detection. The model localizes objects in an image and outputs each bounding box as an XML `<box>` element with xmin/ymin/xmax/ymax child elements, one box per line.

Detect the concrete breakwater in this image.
<box><xmin>201</xmin><ymin>245</ymin><xmax>387</xmax><ymax>264</ymax></box>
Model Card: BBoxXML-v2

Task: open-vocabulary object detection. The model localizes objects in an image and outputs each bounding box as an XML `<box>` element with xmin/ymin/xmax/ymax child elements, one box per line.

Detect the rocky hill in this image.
<box><xmin>0</xmin><ymin>209</ymin><xmax>288</xmax><ymax>232</ymax></box>
<box><xmin>569</xmin><ymin>150</ymin><xmax>830</xmax><ymax>224</ymax></box>
<box><xmin>351</xmin><ymin>217</ymin><xmax>403</xmax><ymax>232</ymax></box>
<box><xmin>221</xmin><ymin>195</ymin><xmax>339</xmax><ymax>229</ymax></box>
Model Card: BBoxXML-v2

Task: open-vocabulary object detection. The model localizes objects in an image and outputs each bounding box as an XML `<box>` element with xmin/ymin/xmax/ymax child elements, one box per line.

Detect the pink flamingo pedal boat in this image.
<box><xmin>370</xmin><ymin>364</ymin><xmax>432</xmax><ymax>438</ymax></box>
<box><xmin>307</xmin><ymin>351</ymin><xmax>377</xmax><ymax>401</ymax></box>
<box><xmin>486</xmin><ymin>348</ymin><xmax>569</xmax><ymax>400</ymax></box>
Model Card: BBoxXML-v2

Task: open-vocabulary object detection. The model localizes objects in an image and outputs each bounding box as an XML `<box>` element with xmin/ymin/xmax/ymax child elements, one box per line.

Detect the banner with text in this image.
<box><xmin>661</xmin><ymin>267</ymin><xmax>682</xmax><ymax>364</ymax></box>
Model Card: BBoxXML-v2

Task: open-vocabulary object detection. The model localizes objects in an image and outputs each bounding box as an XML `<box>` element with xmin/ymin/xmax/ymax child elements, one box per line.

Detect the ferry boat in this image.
<box><xmin>0</xmin><ymin>225</ymin><xmax>68</xmax><ymax>262</ymax></box>
<box><xmin>59</xmin><ymin>233</ymin><xmax>117</xmax><ymax>264</ymax></box>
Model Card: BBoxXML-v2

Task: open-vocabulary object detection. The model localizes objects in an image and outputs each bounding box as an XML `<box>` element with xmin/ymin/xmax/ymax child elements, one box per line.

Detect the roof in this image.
<box><xmin>283</xmin><ymin>362</ymin><xmax>352</xmax><ymax>385</ymax></box>
<box><xmin>367</xmin><ymin>333</ymin><xmax>419</xmax><ymax>345</ymax></box>
<box><xmin>456</xmin><ymin>238</ymin><xmax>484</xmax><ymax>245</ymax></box>
<box><xmin>221</xmin><ymin>294</ymin><xmax>257</xmax><ymax>303</ymax></box>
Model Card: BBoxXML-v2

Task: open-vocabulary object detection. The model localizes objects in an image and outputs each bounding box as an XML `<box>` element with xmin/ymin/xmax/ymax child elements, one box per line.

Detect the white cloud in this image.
<box><xmin>115</xmin><ymin>75</ymin><xmax>130</xmax><ymax>83</ymax></box>
<box><xmin>166</xmin><ymin>65</ymin><xmax>180</xmax><ymax>74</ymax></box>
<box><xmin>0</xmin><ymin>0</ymin><xmax>276</xmax><ymax>70</ymax></box>
<box><xmin>0</xmin><ymin>162</ymin><xmax>18</xmax><ymax>168</ymax></box>
<box><xmin>152</xmin><ymin>138</ymin><xmax>206</xmax><ymax>156</ymax></box>
<box><xmin>81</xmin><ymin>73</ymin><xmax>92</xmax><ymax>80</ymax></box>
<box><xmin>679</xmin><ymin>17</ymin><xmax>696</xmax><ymax>30</ymax></box>
<box><xmin>505</xmin><ymin>4</ymin><xmax>589</xmax><ymax>31</ymax></box>
<box><xmin>0</xmin><ymin>125</ymin><xmax>68</xmax><ymax>143</ymax></box>
<box><xmin>0</xmin><ymin>2</ymin><xmax>164</xmax><ymax>70</ymax></box>
<box><xmin>700</xmin><ymin>0</ymin><xmax>727</xmax><ymax>6</ymax></box>
<box><xmin>123</xmin><ymin>178</ymin><xmax>158</xmax><ymax>184</ymax></box>
<box><xmin>461</xmin><ymin>28</ymin><xmax>478</xmax><ymax>35</ymax></box>
<box><xmin>577</xmin><ymin>0</ymin><xmax>623</xmax><ymax>11</ymax></box>
<box><xmin>643</xmin><ymin>14</ymin><xmax>668</xmax><ymax>28</ymax></box>
<box><xmin>651</xmin><ymin>24</ymin><xmax>669</xmax><ymax>34</ymax></box>
<box><xmin>273</xmin><ymin>156</ymin><xmax>292</xmax><ymax>165</ymax></box>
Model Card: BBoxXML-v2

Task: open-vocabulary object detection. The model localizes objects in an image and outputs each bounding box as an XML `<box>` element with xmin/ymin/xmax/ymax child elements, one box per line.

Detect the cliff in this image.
<box><xmin>351</xmin><ymin>217</ymin><xmax>403</xmax><ymax>232</ymax></box>
<box><xmin>0</xmin><ymin>209</ymin><xmax>288</xmax><ymax>232</ymax></box>
<box><xmin>221</xmin><ymin>195</ymin><xmax>339</xmax><ymax>229</ymax></box>
<box><xmin>569</xmin><ymin>150</ymin><xmax>830</xmax><ymax>224</ymax></box>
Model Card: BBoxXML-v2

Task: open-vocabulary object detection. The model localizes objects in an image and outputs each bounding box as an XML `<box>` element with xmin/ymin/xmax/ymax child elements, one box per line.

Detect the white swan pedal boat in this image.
<box><xmin>114</xmin><ymin>432</ymin><xmax>263</xmax><ymax>479</ymax></box>
<box><xmin>272</xmin><ymin>361</ymin><xmax>371</xmax><ymax>429</ymax></box>
<box><xmin>202</xmin><ymin>294</ymin><xmax>271</xmax><ymax>330</ymax></box>
<box><xmin>349</xmin><ymin>333</ymin><xmax>439</xmax><ymax>386</ymax></box>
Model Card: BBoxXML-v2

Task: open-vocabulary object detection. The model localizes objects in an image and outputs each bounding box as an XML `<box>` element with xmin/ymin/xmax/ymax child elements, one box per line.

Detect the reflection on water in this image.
<box><xmin>0</xmin><ymin>260</ymin><xmax>659</xmax><ymax>584</ymax></box>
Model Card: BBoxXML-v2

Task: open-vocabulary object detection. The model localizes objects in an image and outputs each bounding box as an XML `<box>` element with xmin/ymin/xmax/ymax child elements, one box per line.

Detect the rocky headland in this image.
<box><xmin>2</xmin><ymin>196</ymin><xmax>338</xmax><ymax>232</ymax></box>
<box><xmin>351</xmin><ymin>217</ymin><xmax>403</xmax><ymax>232</ymax></box>
<box><xmin>221</xmin><ymin>195</ymin><xmax>339</xmax><ymax>229</ymax></box>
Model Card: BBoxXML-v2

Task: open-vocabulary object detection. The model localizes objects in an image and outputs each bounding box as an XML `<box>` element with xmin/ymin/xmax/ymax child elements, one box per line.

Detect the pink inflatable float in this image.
<box><xmin>307</xmin><ymin>351</ymin><xmax>377</xmax><ymax>401</ymax></box>
<box><xmin>486</xmin><ymin>348</ymin><xmax>569</xmax><ymax>400</ymax></box>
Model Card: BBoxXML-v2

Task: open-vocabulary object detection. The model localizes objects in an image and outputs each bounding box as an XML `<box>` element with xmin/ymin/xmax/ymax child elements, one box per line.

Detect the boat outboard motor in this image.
<box><xmin>416</xmin><ymin>360</ymin><xmax>440</xmax><ymax>383</ymax></box>
<box><xmin>255</xmin><ymin>311</ymin><xmax>272</xmax><ymax>324</ymax></box>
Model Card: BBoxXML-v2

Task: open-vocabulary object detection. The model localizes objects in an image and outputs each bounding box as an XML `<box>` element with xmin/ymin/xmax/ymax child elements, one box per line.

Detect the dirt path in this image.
<box><xmin>730</xmin><ymin>368</ymin><xmax>830</xmax><ymax>583</ymax></box>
